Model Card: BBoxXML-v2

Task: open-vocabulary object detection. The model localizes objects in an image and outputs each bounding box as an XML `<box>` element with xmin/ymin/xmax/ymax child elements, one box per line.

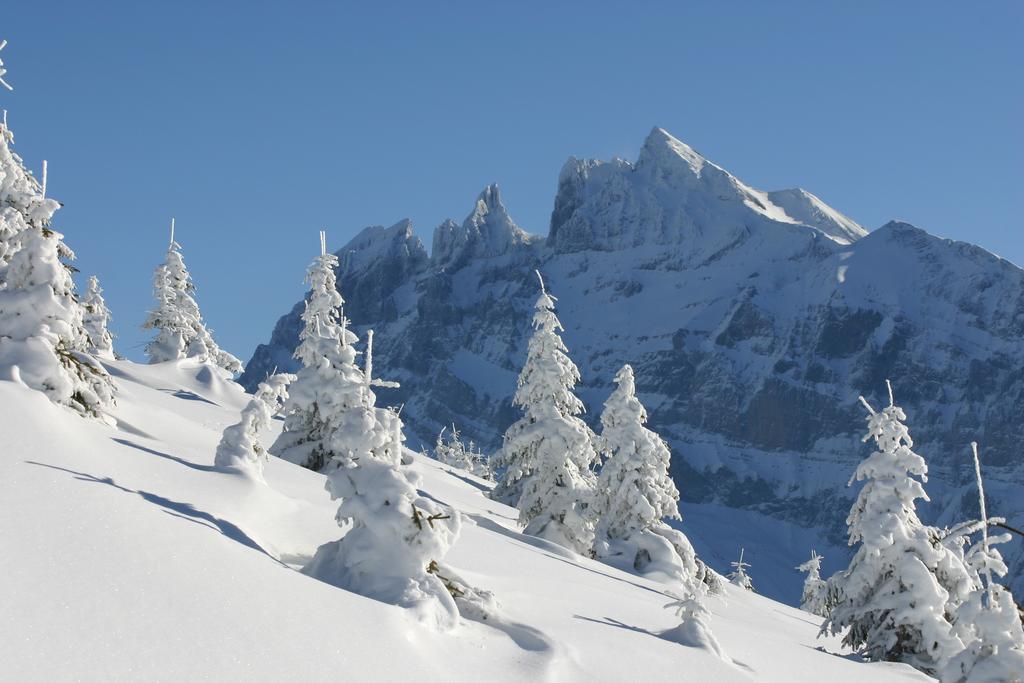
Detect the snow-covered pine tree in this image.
<box><xmin>0</xmin><ymin>223</ymin><xmax>116</xmax><ymax>418</ymax></box>
<box><xmin>592</xmin><ymin>363</ymin><xmax>698</xmax><ymax>581</ymax></box>
<box><xmin>434</xmin><ymin>425</ymin><xmax>492</xmax><ymax>480</ymax></box>
<box><xmin>215</xmin><ymin>372</ymin><xmax>294</xmax><ymax>480</ymax></box>
<box><xmin>304</xmin><ymin>398</ymin><xmax>464</xmax><ymax>630</ymax></box>
<box><xmin>0</xmin><ymin>92</ymin><xmax>115</xmax><ymax>418</ymax></box>
<box><xmin>435</xmin><ymin>426</ymin><xmax>469</xmax><ymax>469</ymax></box>
<box><xmin>142</xmin><ymin>220</ymin><xmax>241</xmax><ymax>373</ymax></box>
<box><xmin>821</xmin><ymin>382</ymin><xmax>964</xmax><ymax>675</ymax></box>
<box><xmin>295</xmin><ymin>235</ymin><xmax>462</xmax><ymax>628</ymax></box>
<box><xmin>81</xmin><ymin>275</ymin><xmax>114</xmax><ymax>359</ymax></box>
<box><xmin>797</xmin><ymin>550</ymin><xmax>829</xmax><ymax>617</ymax></box>
<box><xmin>942</xmin><ymin>443</ymin><xmax>1024</xmax><ymax>683</ymax></box>
<box><xmin>727</xmin><ymin>548</ymin><xmax>754</xmax><ymax>591</ymax></box>
<box><xmin>491</xmin><ymin>271</ymin><xmax>598</xmax><ymax>555</ymax></box>
<box><xmin>270</xmin><ymin>233</ymin><xmax>366</xmax><ymax>471</ymax></box>
<box><xmin>594</xmin><ymin>364</ymin><xmax>680</xmax><ymax>539</ymax></box>
<box><xmin>662</xmin><ymin>582</ymin><xmax>730</xmax><ymax>662</ymax></box>
<box><xmin>0</xmin><ymin>112</ymin><xmax>60</xmax><ymax>280</ymax></box>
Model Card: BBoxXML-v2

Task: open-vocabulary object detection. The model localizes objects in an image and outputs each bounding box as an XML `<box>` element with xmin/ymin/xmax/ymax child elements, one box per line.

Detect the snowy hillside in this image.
<box><xmin>242</xmin><ymin>127</ymin><xmax>1024</xmax><ymax>603</ymax></box>
<box><xmin>0</xmin><ymin>359</ymin><xmax>932</xmax><ymax>682</ymax></box>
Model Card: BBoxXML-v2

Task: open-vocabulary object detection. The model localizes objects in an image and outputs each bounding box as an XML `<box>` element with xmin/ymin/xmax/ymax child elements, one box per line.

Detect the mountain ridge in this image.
<box><xmin>241</xmin><ymin>128</ymin><xmax>1024</xmax><ymax>603</ymax></box>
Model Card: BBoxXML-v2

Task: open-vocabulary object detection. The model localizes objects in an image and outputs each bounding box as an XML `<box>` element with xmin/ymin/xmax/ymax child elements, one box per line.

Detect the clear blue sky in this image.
<box><xmin>4</xmin><ymin>1</ymin><xmax>1022</xmax><ymax>363</ymax></box>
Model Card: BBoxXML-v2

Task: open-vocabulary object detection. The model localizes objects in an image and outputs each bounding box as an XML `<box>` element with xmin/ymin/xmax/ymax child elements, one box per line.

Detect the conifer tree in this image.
<box><xmin>434</xmin><ymin>425</ymin><xmax>492</xmax><ymax>480</ymax></box>
<box><xmin>270</xmin><ymin>232</ymin><xmax>366</xmax><ymax>471</ymax></box>
<box><xmin>727</xmin><ymin>548</ymin><xmax>754</xmax><ymax>591</ymax></box>
<box><xmin>0</xmin><ymin>87</ymin><xmax>115</xmax><ymax>418</ymax></box>
<box><xmin>662</xmin><ymin>583</ymin><xmax>730</xmax><ymax>662</ymax></box>
<box><xmin>293</xmin><ymin>235</ymin><xmax>462</xmax><ymax>629</ymax></box>
<box><xmin>143</xmin><ymin>220</ymin><xmax>241</xmax><ymax>373</ymax></box>
<box><xmin>797</xmin><ymin>550</ymin><xmax>829</xmax><ymax>617</ymax></box>
<box><xmin>591</xmin><ymin>363</ymin><xmax>701</xmax><ymax>585</ymax></box>
<box><xmin>82</xmin><ymin>275</ymin><xmax>114</xmax><ymax>359</ymax></box>
<box><xmin>215</xmin><ymin>372</ymin><xmax>294</xmax><ymax>481</ymax></box>
<box><xmin>304</xmin><ymin>398</ymin><xmax>463</xmax><ymax>630</ymax></box>
<box><xmin>491</xmin><ymin>271</ymin><xmax>598</xmax><ymax>555</ymax></box>
<box><xmin>942</xmin><ymin>443</ymin><xmax>1024</xmax><ymax>683</ymax></box>
<box><xmin>0</xmin><ymin>112</ymin><xmax>60</xmax><ymax>280</ymax></box>
<box><xmin>0</xmin><ymin>225</ymin><xmax>116</xmax><ymax>417</ymax></box>
<box><xmin>593</xmin><ymin>364</ymin><xmax>681</xmax><ymax>544</ymax></box>
<box><xmin>821</xmin><ymin>383</ymin><xmax>963</xmax><ymax>675</ymax></box>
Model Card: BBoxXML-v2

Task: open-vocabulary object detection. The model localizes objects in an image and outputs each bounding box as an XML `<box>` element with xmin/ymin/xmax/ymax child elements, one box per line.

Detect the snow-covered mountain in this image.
<box><xmin>0</xmin><ymin>359</ymin><xmax>933</xmax><ymax>681</ymax></box>
<box><xmin>242</xmin><ymin>127</ymin><xmax>1024</xmax><ymax>603</ymax></box>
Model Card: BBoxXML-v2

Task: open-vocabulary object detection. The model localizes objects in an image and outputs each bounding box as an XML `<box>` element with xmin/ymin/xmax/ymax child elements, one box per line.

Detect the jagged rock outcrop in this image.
<box><xmin>432</xmin><ymin>184</ymin><xmax>534</xmax><ymax>269</ymax></box>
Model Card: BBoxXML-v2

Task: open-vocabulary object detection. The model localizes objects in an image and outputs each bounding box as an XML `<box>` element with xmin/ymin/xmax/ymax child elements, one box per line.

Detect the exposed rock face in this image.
<box><xmin>242</xmin><ymin>128</ymin><xmax>1024</xmax><ymax>600</ymax></box>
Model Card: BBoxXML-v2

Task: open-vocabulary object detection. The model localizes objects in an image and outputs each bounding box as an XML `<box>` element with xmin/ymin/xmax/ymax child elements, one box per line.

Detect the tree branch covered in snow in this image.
<box><xmin>0</xmin><ymin>40</ymin><xmax>12</xmax><ymax>91</ymax></box>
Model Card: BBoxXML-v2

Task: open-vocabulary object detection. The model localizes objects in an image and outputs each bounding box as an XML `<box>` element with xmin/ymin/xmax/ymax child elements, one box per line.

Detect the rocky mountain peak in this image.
<box><xmin>432</xmin><ymin>183</ymin><xmax>532</xmax><ymax>268</ymax></box>
<box><xmin>337</xmin><ymin>219</ymin><xmax>428</xmax><ymax>276</ymax></box>
<box><xmin>636</xmin><ymin>126</ymin><xmax>709</xmax><ymax>177</ymax></box>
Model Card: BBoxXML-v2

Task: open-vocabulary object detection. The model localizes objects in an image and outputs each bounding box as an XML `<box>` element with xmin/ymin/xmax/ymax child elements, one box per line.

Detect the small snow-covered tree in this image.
<box><xmin>593</xmin><ymin>362</ymin><xmax>696</xmax><ymax>577</ymax></box>
<box><xmin>942</xmin><ymin>443</ymin><xmax>1024</xmax><ymax>683</ymax></box>
<box><xmin>491</xmin><ymin>271</ymin><xmax>598</xmax><ymax>555</ymax></box>
<box><xmin>0</xmin><ymin>103</ymin><xmax>114</xmax><ymax>418</ymax></box>
<box><xmin>0</xmin><ymin>224</ymin><xmax>115</xmax><ymax>417</ymax></box>
<box><xmin>821</xmin><ymin>383</ymin><xmax>964</xmax><ymax>675</ymax></box>
<box><xmin>434</xmin><ymin>425</ymin><xmax>492</xmax><ymax>480</ymax></box>
<box><xmin>81</xmin><ymin>275</ymin><xmax>114</xmax><ymax>359</ymax></box>
<box><xmin>0</xmin><ymin>113</ymin><xmax>60</xmax><ymax>280</ymax></box>
<box><xmin>727</xmin><ymin>548</ymin><xmax>754</xmax><ymax>591</ymax></box>
<box><xmin>594</xmin><ymin>364</ymin><xmax>680</xmax><ymax>538</ymax></box>
<box><xmin>143</xmin><ymin>221</ymin><xmax>241</xmax><ymax>374</ymax></box>
<box><xmin>289</xmin><ymin>245</ymin><xmax>463</xmax><ymax>627</ymax></box>
<box><xmin>270</xmin><ymin>235</ymin><xmax>367</xmax><ymax>471</ymax></box>
<box><xmin>662</xmin><ymin>583</ymin><xmax>730</xmax><ymax>662</ymax></box>
<box><xmin>304</xmin><ymin>400</ymin><xmax>464</xmax><ymax>630</ymax></box>
<box><xmin>797</xmin><ymin>550</ymin><xmax>829</xmax><ymax>617</ymax></box>
<box><xmin>215</xmin><ymin>372</ymin><xmax>294</xmax><ymax>480</ymax></box>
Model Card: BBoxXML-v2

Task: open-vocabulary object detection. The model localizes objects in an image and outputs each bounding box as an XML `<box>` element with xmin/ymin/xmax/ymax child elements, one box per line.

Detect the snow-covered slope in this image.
<box><xmin>242</xmin><ymin>127</ymin><xmax>1024</xmax><ymax>605</ymax></box>
<box><xmin>766</xmin><ymin>188</ymin><xmax>867</xmax><ymax>244</ymax></box>
<box><xmin>0</xmin><ymin>361</ymin><xmax>931</xmax><ymax>681</ymax></box>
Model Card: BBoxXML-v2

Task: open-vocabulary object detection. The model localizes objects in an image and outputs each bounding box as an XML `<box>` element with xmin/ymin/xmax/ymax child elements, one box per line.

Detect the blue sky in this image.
<box><xmin>3</xmin><ymin>1</ymin><xmax>1021</xmax><ymax>362</ymax></box>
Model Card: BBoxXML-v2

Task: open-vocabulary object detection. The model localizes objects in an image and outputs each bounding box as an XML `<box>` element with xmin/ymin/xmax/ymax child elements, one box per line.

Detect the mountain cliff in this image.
<box><xmin>242</xmin><ymin>128</ymin><xmax>1024</xmax><ymax>602</ymax></box>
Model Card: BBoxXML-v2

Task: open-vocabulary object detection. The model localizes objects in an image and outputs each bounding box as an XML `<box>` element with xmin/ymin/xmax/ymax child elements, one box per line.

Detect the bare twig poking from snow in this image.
<box><xmin>858</xmin><ymin>395</ymin><xmax>876</xmax><ymax>416</ymax></box>
<box><xmin>364</xmin><ymin>329</ymin><xmax>374</xmax><ymax>386</ymax></box>
<box><xmin>970</xmin><ymin>442</ymin><xmax>993</xmax><ymax>603</ymax></box>
<box><xmin>0</xmin><ymin>40</ymin><xmax>13</xmax><ymax>91</ymax></box>
<box><xmin>366</xmin><ymin>331</ymin><xmax>401</xmax><ymax>389</ymax></box>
